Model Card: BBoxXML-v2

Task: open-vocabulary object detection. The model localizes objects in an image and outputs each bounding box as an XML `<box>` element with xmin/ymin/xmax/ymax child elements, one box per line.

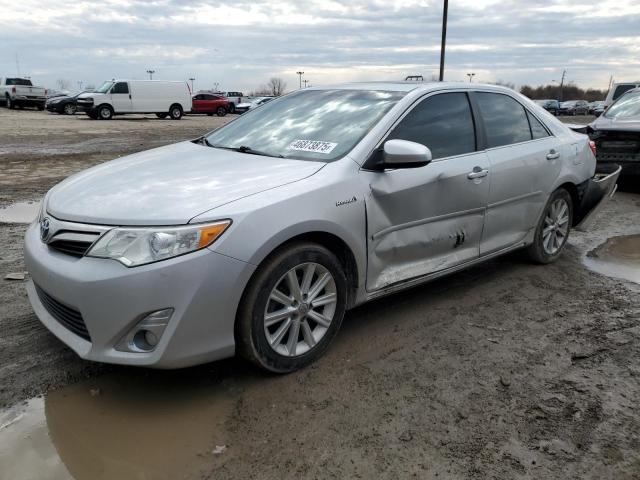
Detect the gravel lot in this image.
<box><xmin>0</xmin><ymin>109</ymin><xmax>639</xmax><ymax>479</ymax></box>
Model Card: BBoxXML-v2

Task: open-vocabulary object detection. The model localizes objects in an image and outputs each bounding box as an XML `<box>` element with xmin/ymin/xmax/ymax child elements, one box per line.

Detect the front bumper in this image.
<box><xmin>24</xmin><ymin>222</ymin><xmax>255</xmax><ymax>368</ymax></box>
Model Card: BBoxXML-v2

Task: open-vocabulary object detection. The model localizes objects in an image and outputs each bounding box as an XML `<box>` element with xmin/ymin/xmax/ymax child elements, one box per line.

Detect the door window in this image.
<box><xmin>386</xmin><ymin>93</ymin><xmax>476</xmax><ymax>160</ymax></box>
<box><xmin>526</xmin><ymin>111</ymin><xmax>550</xmax><ymax>140</ymax></box>
<box><xmin>476</xmin><ymin>92</ymin><xmax>532</xmax><ymax>148</ymax></box>
<box><xmin>111</xmin><ymin>82</ymin><xmax>129</xmax><ymax>94</ymax></box>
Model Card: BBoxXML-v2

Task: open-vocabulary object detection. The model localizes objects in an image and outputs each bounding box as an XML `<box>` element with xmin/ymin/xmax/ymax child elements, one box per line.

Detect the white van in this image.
<box><xmin>76</xmin><ymin>80</ymin><xmax>192</xmax><ymax>120</ymax></box>
<box><xmin>604</xmin><ymin>81</ymin><xmax>640</xmax><ymax>108</ymax></box>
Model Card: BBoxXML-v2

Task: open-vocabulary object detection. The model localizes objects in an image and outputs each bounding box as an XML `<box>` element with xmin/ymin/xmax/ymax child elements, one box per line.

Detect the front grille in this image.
<box><xmin>48</xmin><ymin>239</ymin><xmax>94</xmax><ymax>257</ymax></box>
<box><xmin>35</xmin><ymin>285</ymin><xmax>91</xmax><ymax>341</ymax></box>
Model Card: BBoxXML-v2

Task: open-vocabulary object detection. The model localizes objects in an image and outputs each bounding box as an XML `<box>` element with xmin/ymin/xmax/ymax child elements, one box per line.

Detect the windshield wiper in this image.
<box><xmin>198</xmin><ymin>140</ymin><xmax>284</xmax><ymax>158</ymax></box>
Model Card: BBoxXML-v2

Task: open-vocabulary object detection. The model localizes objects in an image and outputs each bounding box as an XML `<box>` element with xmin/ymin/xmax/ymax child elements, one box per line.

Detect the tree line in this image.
<box><xmin>519</xmin><ymin>83</ymin><xmax>607</xmax><ymax>102</ymax></box>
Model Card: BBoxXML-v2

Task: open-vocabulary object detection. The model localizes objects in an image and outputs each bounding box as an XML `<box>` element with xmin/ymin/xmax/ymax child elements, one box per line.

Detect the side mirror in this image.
<box><xmin>382</xmin><ymin>139</ymin><xmax>432</xmax><ymax>168</ymax></box>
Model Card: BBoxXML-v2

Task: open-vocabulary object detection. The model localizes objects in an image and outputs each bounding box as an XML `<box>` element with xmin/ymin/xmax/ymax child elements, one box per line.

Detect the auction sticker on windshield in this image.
<box><xmin>288</xmin><ymin>140</ymin><xmax>338</xmax><ymax>154</ymax></box>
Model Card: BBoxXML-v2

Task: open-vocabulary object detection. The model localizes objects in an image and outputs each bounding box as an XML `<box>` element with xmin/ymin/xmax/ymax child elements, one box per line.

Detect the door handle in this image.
<box><xmin>467</xmin><ymin>168</ymin><xmax>489</xmax><ymax>179</ymax></box>
<box><xmin>546</xmin><ymin>150</ymin><xmax>560</xmax><ymax>160</ymax></box>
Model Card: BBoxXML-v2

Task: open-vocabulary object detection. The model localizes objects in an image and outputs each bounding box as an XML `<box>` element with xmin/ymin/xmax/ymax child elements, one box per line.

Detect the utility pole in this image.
<box><xmin>146</xmin><ymin>69</ymin><xmax>155</xmax><ymax>80</ymax></box>
<box><xmin>439</xmin><ymin>0</ymin><xmax>448</xmax><ymax>81</ymax></box>
<box><xmin>213</xmin><ymin>82</ymin><xmax>219</xmax><ymax>92</ymax></box>
<box><xmin>15</xmin><ymin>53</ymin><xmax>20</xmax><ymax>77</ymax></box>
<box><xmin>188</xmin><ymin>77</ymin><xmax>195</xmax><ymax>92</ymax></box>
<box><xmin>559</xmin><ymin>69</ymin><xmax>566</xmax><ymax>102</ymax></box>
<box><xmin>296</xmin><ymin>71</ymin><xmax>304</xmax><ymax>89</ymax></box>
<box><xmin>77</xmin><ymin>80</ymin><xmax>83</xmax><ymax>90</ymax></box>
<box><xmin>466</xmin><ymin>73</ymin><xmax>475</xmax><ymax>83</ymax></box>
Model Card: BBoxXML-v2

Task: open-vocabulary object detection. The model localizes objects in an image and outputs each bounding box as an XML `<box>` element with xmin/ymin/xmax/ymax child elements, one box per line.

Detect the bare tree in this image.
<box><xmin>267</xmin><ymin>77</ymin><xmax>286</xmax><ymax>96</ymax></box>
<box><xmin>56</xmin><ymin>78</ymin><xmax>72</xmax><ymax>91</ymax></box>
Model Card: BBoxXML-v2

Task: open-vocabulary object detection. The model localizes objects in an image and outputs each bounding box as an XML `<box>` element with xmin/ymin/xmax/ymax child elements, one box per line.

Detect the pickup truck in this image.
<box><xmin>1</xmin><ymin>78</ymin><xmax>47</xmax><ymax>110</ymax></box>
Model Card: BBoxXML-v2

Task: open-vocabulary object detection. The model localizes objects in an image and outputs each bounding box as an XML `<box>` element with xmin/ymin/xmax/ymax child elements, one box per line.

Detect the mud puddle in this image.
<box><xmin>0</xmin><ymin>201</ymin><xmax>40</xmax><ymax>224</ymax></box>
<box><xmin>584</xmin><ymin>234</ymin><xmax>640</xmax><ymax>284</ymax></box>
<box><xmin>0</xmin><ymin>374</ymin><xmax>235</xmax><ymax>480</ymax></box>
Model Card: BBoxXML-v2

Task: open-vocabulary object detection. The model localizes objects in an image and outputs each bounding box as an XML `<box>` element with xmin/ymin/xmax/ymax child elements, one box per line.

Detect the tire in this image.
<box><xmin>526</xmin><ymin>188</ymin><xmax>573</xmax><ymax>264</ymax></box>
<box><xmin>6</xmin><ymin>96</ymin><xmax>15</xmax><ymax>109</ymax></box>
<box><xmin>216</xmin><ymin>106</ymin><xmax>227</xmax><ymax>117</ymax></box>
<box><xmin>63</xmin><ymin>103</ymin><xmax>76</xmax><ymax>115</ymax></box>
<box><xmin>98</xmin><ymin>105</ymin><xmax>113</xmax><ymax>120</ymax></box>
<box><xmin>169</xmin><ymin>104</ymin><xmax>183</xmax><ymax>120</ymax></box>
<box><xmin>236</xmin><ymin>242</ymin><xmax>347</xmax><ymax>373</ymax></box>
<box><xmin>228</xmin><ymin>103</ymin><xmax>235</xmax><ymax>114</ymax></box>
<box><xmin>156</xmin><ymin>113</ymin><xmax>167</xmax><ymax>119</ymax></box>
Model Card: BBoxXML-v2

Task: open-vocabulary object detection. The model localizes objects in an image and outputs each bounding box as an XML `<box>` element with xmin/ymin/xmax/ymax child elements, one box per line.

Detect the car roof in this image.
<box><xmin>307</xmin><ymin>81</ymin><xmax>518</xmax><ymax>94</ymax></box>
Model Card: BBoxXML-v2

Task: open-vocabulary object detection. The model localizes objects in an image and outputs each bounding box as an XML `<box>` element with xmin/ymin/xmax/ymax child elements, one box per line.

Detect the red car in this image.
<box><xmin>191</xmin><ymin>93</ymin><xmax>230</xmax><ymax>116</ymax></box>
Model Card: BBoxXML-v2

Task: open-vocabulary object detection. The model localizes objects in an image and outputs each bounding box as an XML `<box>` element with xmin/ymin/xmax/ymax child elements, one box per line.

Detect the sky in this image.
<box><xmin>2</xmin><ymin>0</ymin><xmax>639</xmax><ymax>93</ymax></box>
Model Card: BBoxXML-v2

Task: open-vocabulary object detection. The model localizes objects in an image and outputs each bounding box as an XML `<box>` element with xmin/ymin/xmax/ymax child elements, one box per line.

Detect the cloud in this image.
<box><xmin>1</xmin><ymin>0</ymin><xmax>638</xmax><ymax>92</ymax></box>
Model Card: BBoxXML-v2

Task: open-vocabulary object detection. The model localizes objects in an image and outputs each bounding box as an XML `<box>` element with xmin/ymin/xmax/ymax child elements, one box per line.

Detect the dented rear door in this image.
<box><xmin>363</xmin><ymin>151</ymin><xmax>490</xmax><ymax>291</ymax></box>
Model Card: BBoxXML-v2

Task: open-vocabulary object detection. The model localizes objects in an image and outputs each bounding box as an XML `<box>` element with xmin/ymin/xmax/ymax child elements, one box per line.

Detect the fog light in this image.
<box><xmin>116</xmin><ymin>308</ymin><xmax>174</xmax><ymax>353</ymax></box>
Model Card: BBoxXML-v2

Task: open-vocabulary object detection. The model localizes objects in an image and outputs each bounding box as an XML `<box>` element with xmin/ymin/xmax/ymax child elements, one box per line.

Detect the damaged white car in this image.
<box><xmin>25</xmin><ymin>83</ymin><xmax>619</xmax><ymax>373</ymax></box>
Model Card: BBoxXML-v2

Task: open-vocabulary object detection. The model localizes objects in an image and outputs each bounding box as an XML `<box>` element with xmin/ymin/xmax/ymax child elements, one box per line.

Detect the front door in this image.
<box><xmin>363</xmin><ymin>92</ymin><xmax>490</xmax><ymax>291</ymax></box>
<box><xmin>472</xmin><ymin>92</ymin><xmax>562</xmax><ymax>254</ymax></box>
<box><xmin>110</xmin><ymin>82</ymin><xmax>132</xmax><ymax>112</ymax></box>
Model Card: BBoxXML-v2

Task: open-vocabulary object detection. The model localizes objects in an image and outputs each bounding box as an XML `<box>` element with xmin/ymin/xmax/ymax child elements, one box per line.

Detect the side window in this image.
<box><xmin>612</xmin><ymin>85</ymin><xmax>635</xmax><ymax>101</ymax></box>
<box><xmin>386</xmin><ymin>93</ymin><xmax>476</xmax><ymax>160</ymax></box>
<box><xmin>476</xmin><ymin>92</ymin><xmax>532</xmax><ymax>147</ymax></box>
<box><xmin>111</xmin><ymin>82</ymin><xmax>129</xmax><ymax>94</ymax></box>
<box><xmin>526</xmin><ymin>111</ymin><xmax>550</xmax><ymax>140</ymax></box>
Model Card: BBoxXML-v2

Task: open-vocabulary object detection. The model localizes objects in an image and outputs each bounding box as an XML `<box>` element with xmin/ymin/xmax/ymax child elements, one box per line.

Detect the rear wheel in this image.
<box><xmin>98</xmin><ymin>105</ymin><xmax>113</xmax><ymax>120</ymax></box>
<box><xmin>169</xmin><ymin>104</ymin><xmax>183</xmax><ymax>120</ymax></box>
<box><xmin>6</xmin><ymin>96</ymin><xmax>15</xmax><ymax>109</ymax></box>
<box><xmin>228</xmin><ymin>103</ymin><xmax>235</xmax><ymax>114</ymax></box>
<box><xmin>63</xmin><ymin>103</ymin><xmax>76</xmax><ymax>115</ymax></box>
<box><xmin>526</xmin><ymin>188</ymin><xmax>572</xmax><ymax>264</ymax></box>
<box><xmin>236</xmin><ymin>242</ymin><xmax>347</xmax><ymax>373</ymax></box>
<box><xmin>156</xmin><ymin>113</ymin><xmax>167</xmax><ymax>119</ymax></box>
<box><xmin>216</xmin><ymin>106</ymin><xmax>227</xmax><ymax>117</ymax></box>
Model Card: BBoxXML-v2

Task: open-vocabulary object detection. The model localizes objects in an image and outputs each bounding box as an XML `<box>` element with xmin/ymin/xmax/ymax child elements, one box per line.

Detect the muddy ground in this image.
<box><xmin>0</xmin><ymin>109</ymin><xmax>639</xmax><ymax>479</ymax></box>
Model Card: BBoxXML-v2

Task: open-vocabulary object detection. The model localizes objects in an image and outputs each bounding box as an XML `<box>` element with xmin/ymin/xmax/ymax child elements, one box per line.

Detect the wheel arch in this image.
<box><xmin>556</xmin><ymin>181</ymin><xmax>581</xmax><ymax>226</ymax></box>
<box><xmin>242</xmin><ymin>229</ymin><xmax>361</xmax><ymax>309</ymax></box>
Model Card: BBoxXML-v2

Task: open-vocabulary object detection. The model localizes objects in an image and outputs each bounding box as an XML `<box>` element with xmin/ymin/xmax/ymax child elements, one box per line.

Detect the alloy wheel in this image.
<box><xmin>542</xmin><ymin>198</ymin><xmax>570</xmax><ymax>255</ymax></box>
<box><xmin>263</xmin><ymin>262</ymin><xmax>337</xmax><ymax>357</ymax></box>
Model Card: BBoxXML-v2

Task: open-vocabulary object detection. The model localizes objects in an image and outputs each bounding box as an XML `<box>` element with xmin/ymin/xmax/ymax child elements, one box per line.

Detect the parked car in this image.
<box><xmin>46</xmin><ymin>91</ymin><xmax>91</xmax><ymax>115</ymax></box>
<box><xmin>191</xmin><ymin>93</ymin><xmax>230</xmax><ymax>116</ymax></box>
<box><xmin>604</xmin><ymin>81</ymin><xmax>640</xmax><ymax>109</ymax></box>
<box><xmin>0</xmin><ymin>77</ymin><xmax>47</xmax><ymax>110</ymax></box>
<box><xmin>593</xmin><ymin>103</ymin><xmax>606</xmax><ymax>117</ymax></box>
<box><xmin>76</xmin><ymin>80</ymin><xmax>192</xmax><ymax>120</ymax></box>
<box><xmin>235</xmin><ymin>96</ymin><xmax>274</xmax><ymax>114</ymax></box>
<box><xmin>559</xmin><ymin>100</ymin><xmax>589</xmax><ymax>116</ymax></box>
<box><xmin>588</xmin><ymin>101</ymin><xmax>604</xmax><ymax>115</ymax></box>
<box><xmin>222</xmin><ymin>91</ymin><xmax>245</xmax><ymax>113</ymax></box>
<box><xmin>25</xmin><ymin>83</ymin><xmax>619</xmax><ymax>372</ymax></box>
<box><xmin>534</xmin><ymin>99</ymin><xmax>560</xmax><ymax>115</ymax></box>
<box><xmin>587</xmin><ymin>87</ymin><xmax>640</xmax><ymax>177</ymax></box>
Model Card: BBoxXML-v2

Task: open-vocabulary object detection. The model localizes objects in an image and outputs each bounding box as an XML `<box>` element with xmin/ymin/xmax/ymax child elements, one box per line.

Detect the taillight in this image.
<box><xmin>589</xmin><ymin>140</ymin><xmax>596</xmax><ymax>157</ymax></box>
<box><xmin>11</xmin><ymin>86</ymin><xmax>16</xmax><ymax>94</ymax></box>
<box><xmin>45</xmin><ymin>89</ymin><xmax>48</xmax><ymax>96</ymax></box>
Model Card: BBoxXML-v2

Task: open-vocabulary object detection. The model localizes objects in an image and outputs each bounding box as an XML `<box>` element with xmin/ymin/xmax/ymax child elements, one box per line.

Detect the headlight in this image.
<box><xmin>86</xmin><ymin>220</ymin><xmax>231</xmax><ymax>267</ymax></box>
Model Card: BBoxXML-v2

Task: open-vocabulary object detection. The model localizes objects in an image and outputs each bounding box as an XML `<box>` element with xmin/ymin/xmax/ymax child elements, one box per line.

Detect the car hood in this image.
<box><xmin>47</xmin><ymin>141</ymin><xmax>325</xmax><ymax>225</ymax></box>
<box><xmin>591</xmin><ymin>115</ymin><xmax>640</xmax><ymax>132</ymax></box>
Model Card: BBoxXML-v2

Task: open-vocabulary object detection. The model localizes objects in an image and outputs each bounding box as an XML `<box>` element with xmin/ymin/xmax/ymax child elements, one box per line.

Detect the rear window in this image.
<box><xmin>612</xmin><ymin>84</ymin><xmax>637</xmax><ymax>101</ymax></box>
<box><xmin>604</xmin><ymin>89</ymin><xmax>640</xmax><ymax>119</ymax></box>
<box><xmin>5</xmin><ymin>78</ymin><xmax>33</xmax><ymax>86</ymax></box>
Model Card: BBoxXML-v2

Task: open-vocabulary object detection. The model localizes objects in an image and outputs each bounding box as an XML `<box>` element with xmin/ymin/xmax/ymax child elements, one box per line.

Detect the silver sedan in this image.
<box><xmin>24</xmin><ymin>82</ymin><xmax>619</xmax><ymax>372</ymax></box>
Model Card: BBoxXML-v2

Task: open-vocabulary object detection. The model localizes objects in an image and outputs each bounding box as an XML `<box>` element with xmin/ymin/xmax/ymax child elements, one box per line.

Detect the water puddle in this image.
<box><xmin>0</xmin><ymin>374</ymin><xmax>234</xmax><ymax>480</ymax></box>
<box><xmin>0</xmin><ymin>201</ymin><xmax>40</xmax><ymax>224</ymax></box>
<box><xmin>584</xmin><ymin>234</ymin><xmax>640</xmax><ymax>284</ymax></box>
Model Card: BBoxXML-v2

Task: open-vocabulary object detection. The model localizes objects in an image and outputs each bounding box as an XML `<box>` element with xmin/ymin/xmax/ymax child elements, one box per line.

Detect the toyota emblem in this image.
<box><xmin>40</xmin><ymin>217</ymin><xmax>51</xmax><ymax>242</ymax></box>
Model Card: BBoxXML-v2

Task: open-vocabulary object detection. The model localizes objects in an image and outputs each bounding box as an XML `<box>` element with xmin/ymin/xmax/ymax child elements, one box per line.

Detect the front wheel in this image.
<box><xmin>236</xmin><ymin>242</ymin><xmax>347</xmax><ymax>373</ymax></box>
<box><xmin>98</xmin><ymin>105</ymin><xmax>113</xmax><ymax>120</ymax></box>
<box><xmin>526</xmin><ymin>188</ymin><xmax>573</xmax><ymax>264</ymax></box>
<box><xmin>216</xmin><ymin>106</ymin><xmax>227</xmax><ymax>117</ymax></box>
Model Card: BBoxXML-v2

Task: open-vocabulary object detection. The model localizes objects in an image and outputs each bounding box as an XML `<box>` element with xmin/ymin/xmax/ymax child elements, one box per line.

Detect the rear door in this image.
<box><xmin>110</xmin><ymin>82</ymin><xmax>132</xmax><ymax>112</ymax></box>
<box><xmin>363</xmin><ymin>91</ymin><xmax>490</xmax><ymax>291</ymax></box>
<box><xmin>473</xmin><ymin>91</ymin><xmax>562</xmax><ymax>255</ymax></box>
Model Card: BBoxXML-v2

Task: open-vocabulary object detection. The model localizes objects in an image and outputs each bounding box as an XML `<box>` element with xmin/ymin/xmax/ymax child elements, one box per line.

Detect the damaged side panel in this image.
<box><xmin>362</xmin><ymin>152</ymin><xmax>491</xmax><ymax>291</ymax></box>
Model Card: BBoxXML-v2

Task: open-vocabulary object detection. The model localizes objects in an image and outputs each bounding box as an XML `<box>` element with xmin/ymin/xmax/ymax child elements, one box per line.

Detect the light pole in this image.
<box><xmin>146</xmin><ymin>69</ymin><xmax>155</xmax><ymax>80</ymax></box>
<box><xmin>439</xmin><ymin>0</ymin><xmax>448</xmax><ymax>81</ymax></box>
<box><xmin>303</xmin><ymin>79</ymin><xmax>309</xmax><ymax>88</ymax></box>
<box><xmin>213</xmin><ymin>82</ymin><xmax>219</xmax><ymax>92</ymax></box>
<box><xmin>296</xmin><ymin>71</ymin><xmax>304</xmax><ymax>89</ymax></box>
<box><xmin>77</xmin><ymin>80</ymin><xmax>83</xmax><ymax>90</ymax></box>
<box><xmin>188</xmin><ymin>77</ymin><xmax>195</xmax><ymax>92</ymax></box>
<box><xmin>466</xmin><ymin>73</ymin><xmax>475</xmax><ymax>83</ymax></box>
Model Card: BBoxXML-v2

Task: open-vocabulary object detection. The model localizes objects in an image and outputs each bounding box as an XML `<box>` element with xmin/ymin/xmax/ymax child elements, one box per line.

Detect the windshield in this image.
<box><xmin>604</xmin><ymin>90</ymin><xmax>640</xmax><ymax>120</ymax></box>
<box><xmin>96</xmin><ymin>81</ymin><xmax>114</xmax><ymax>94</ymax></box>
<box><xmin>205</xmin><ymin>89</ymin><xmax>405</xmax><ymax>161</ymax></box>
